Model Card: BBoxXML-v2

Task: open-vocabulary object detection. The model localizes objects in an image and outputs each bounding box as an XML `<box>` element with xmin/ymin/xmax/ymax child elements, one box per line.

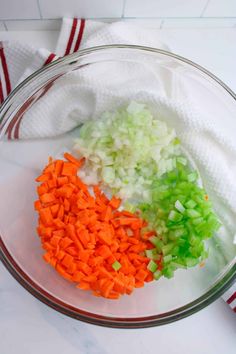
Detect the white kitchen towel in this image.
<box><xmin>0</xmin><ymin>18</ymin><xmax>235</xmax><ymax>311</ymax></box>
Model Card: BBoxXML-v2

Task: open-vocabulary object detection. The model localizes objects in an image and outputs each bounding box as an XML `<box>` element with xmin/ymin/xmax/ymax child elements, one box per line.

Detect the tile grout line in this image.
<box><xmin>36</xmin><ymin>0</ymin><xmax>43</xmax><ymax>19</ymax></box>
<box><xmin>160</xmin><ymin>19</ymin><xmax>164</xmax><ymax>29</ymax></box>
<box><xmin>201</xmin><ymin>0</ymin><xmax>211</xmax><ymax>17</ymax></box>
<box><xmin>121</xmin><ymin>0</ymin><xmax>127</xmax><ymax>18</ymax></box>
<box><xmin>1</xmin><ymin>16</ymin><xmax>236</xmax><ymax>21</ymax></box>
<box><xmin>3</xmin><ymin>21</ymin><xmax>8</xmax><ymax>31</ymax></box>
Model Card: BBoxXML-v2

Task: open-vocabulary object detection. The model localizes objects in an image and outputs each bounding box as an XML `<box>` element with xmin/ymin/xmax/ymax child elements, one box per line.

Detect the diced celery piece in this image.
<box><xmin>186</xmin><ymin>258</ymin><xmax>199</xmax><ymax>267</ymax></box>
<box><xmin>175</xmin><ymin>200</ymin><xmax>185</xmax><ymax>213</ymax></box>
<box><xmin>163</xmin><ymin>266</ymin><xmax>174</xmax><ymax>278</ymax></box>
<box><xmin>162</xmin><ymin>243</ymin><xmax>174</xmax><ymax>255</ymax></box>
<box><xmin>123</xmin><ymin>202</ymin><xmax>136</xmax><ymax>213</ymax></box>
<box><xmin>153</xmin><ymin>270</ymin><xmax>162</xmax><ymax>280</ymax></box>
<box><xmin>149</xmin><ymin>236</ymin><xmax>163</xmax><ymax>250</ymax></box>
<box><xmin>147</xmin><ymin>260</ymin><xmax>158</xmax><ymax>273</ymax></box>
<box><xmin>187</xmin><ymin>172</ymin><xmax>198</xmax><ymax>182</ymax></box>
<box><xmin>192</xmin><ymin>217</ymin><xmax>204</xmax><ymax>225</ymax></box>
<box><xmin>186</xmin><ymin>209</ymin><xmax>201</xmax><ymax>218</ymax></box>
<box><xmin>177</xmin><ymin>157</ymin><xmax>187</xmax><ymax>165</ymax></box>
<box><xmin>185</xmin><ymin>199</ymin><xmax>197</xmax><ymax>209</ymax></box>
<box><xmin>145</xmin><ymin>249</ymin><xmax>158</xmax><ymax>259</ymax></box>
<box><xmin>171</xmin><ymin>262</ymin><xmax>187</xmax><ymax>269</ymax></box>
<box><xmin>163</xmin><ymin>254</ymin><xmax>172</xmax><ymax>263</ymax></box>
<box><xmin>112</xmin><ymin>261</ymin><xmax>121</xmax><ymax>271</ymax></box>
<box><xmin>168</xmin><ymin>210</ymin><xmax>183</xmax><ymax>222</ymax></box>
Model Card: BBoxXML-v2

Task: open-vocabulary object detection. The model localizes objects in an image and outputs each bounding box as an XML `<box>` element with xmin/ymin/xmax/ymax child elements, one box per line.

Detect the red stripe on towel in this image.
<box><xmin>0</xmin><ymin>46</ymin><xmax>11</xmax><ymax>94</ymax></box>
<box><xmin>73</xmin><ymin>19</ymin><xmax>85</xmax><ymax>52</ymax></box>
<box><xmin>64</xmin><ymin>18</ymin><xmax>78</xmax><ymax>56</ymax></box>
<box><xmin>0</xmin><ymin>79</ymin><xmax>4</xmax><ymax>103</ymax></box>
<box><xmin>226</xmin><ymin>291</ymin><xmax>236</xmax><ymax>305</ymax></box>
<box><xmin>6</xmin><ymin>97</ymin><xmax>34</xmax><ymax>139</ymax></box>
<box><xmin>11</xmin><ymin>74</ymin><xmax>63</xmax><ymax>139</ymax></box>
<box><xmin>44</xmin><ymin>53</ymin><xmax>57</xmax><ymax>66</ymax></box>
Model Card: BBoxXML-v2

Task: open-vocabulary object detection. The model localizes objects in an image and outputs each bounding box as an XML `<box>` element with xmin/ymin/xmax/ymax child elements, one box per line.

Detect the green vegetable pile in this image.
<box><xmin>139</xmin><ymin>159</ymin><xmax>221</xmax><ymax>279</ymax></box>
<box><xmin>75</xmin><ymin>102</ymin><xmax>221</xmax><ymax>279</ymax></box>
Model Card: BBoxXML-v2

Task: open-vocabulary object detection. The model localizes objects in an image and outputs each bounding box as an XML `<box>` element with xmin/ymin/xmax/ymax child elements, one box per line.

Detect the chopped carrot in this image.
<box><xmin>64</xmin><ymin>152</ymin><xmax>85</xmax><ymax>167</ymax></box>
<box><xmin>109</xmin><ymin>196</ymin><xmax>121</xmax><ymax>209</ymax></box>
<box><xmin>35</xmin><ymin>153</ymin><xmax>159</xmax><ymax>299</ymax></box>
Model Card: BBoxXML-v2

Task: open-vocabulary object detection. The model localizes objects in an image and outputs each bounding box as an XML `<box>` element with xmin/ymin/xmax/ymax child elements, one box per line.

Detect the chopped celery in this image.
<box><xmin>149</xmin><ymin>236</ymin><xmax>163</xmax><ymax>250</ymax></box>
<box><xmin>162</xmin><ymin>243</ymin><xmax>174</xmax><ymax>255</ymax></box>
<box><xmin>175</xmin><ymin>199</ymin><xmax>185</xmax><ymax>213</ymax></box>
<box><xmin>163</xmin><ymin>255</ymin><xmax>172</xmax><ymax>263</ymax></box>
<box><xmin>185</xmin><ymin>199</ymin><xmax>197</xmax><ymax>209</ymax></box>
<box><xmin>168</xmin><ymin>210</ymin><xmax>183</xmax><ymax>222</ymax></box>
<box><xmin>185</xmin><ymin>258</ymin><xmax>199</xmax><ymax>267</ymax></box>
<box><xmin>177</xmin><ymin>157</ymin><xmax>187</xmax><ymax>165</ymax></box>
<box><xmin>186</xmin><ymin>209</ymin><xmax>201</xmax><ymax>218</ymax></box>
<box><xmin>145</xmin><ymin>249</ymin><xmax>158</xmax><ymax>259</ymax></box>
<box><xmin>112</xmin><ymin>261</ymin><xmax>121</xmax><ymax>271</ymax></box>
<box><xmin>187</xmin><ymin>172</ymin><xmax>198</xmax><ymax>182</ymax></box>
<box><xmin>139</xmin><ymin>160</ymin><xmax>220</xmax><ymax>277</ymax></box>
<box><xmin>147</xmin><ymin>260</ymin><xmax>158</xmax><ymax>273</ymax></box>
<box><xmin>153</xmin><ymin>270</ymin><xmax>162</xmax><ymax>280</ymax></box>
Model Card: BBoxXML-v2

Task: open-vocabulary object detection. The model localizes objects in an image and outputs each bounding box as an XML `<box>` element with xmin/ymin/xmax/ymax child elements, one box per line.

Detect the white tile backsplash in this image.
<box><xmin>124</xmin><ymin>0</ymin><xmax>207</xmax><ymax>18</ymax></box>
<box><xmin>39</xmin><ymin>0</ymin><xmax>123</xmax><ymax>19</ymax></box>
<box><xmin>0</xmin><ymin>0</ymin><xmax>235</xmax><ymax>28</ymax></box>
<box><xmin>0</xmin><ymin>0</ymin><xmax>40</xmax><ymax>20</ymax></box>
<box><xmin>5</xmin><ymin>19</ymin><xmax>61</xmax><ymax>31</ymax></box>
<box><xmin>203</xmin><ymin>0</ymin><xmax>236</xmax><ymax>17</ymax></box>
<box><xmin>162</xmin><ymin>18</ymin><xmax>236</xmax><ymax>29</ymax></box>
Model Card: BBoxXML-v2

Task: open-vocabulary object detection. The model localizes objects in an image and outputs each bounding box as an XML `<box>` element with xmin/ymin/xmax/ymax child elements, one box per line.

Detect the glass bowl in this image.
<box><xmin>0</xmin><ymin>45</ymin><xmax>235</xmax><ymax>328</ymax></box>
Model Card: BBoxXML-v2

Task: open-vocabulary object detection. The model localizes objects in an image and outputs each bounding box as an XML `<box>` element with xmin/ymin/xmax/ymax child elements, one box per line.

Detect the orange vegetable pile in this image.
<box><xmin>35</xmin><ymin>152</ymin><xmax>155</xmax><ymax>299</ymax></box>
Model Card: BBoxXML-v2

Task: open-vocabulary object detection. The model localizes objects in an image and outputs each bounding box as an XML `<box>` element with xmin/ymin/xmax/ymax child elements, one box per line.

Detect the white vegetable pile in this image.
<box><xmin>74</xmin><ymin>102</ymin><xmax>180</xmax><ymax>201</ymax></box>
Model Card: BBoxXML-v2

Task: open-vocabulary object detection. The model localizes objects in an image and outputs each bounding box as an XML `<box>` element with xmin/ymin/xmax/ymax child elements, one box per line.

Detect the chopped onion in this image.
<box><xmin>74</xmin><ymin>102</ymin><xmax>180</xmax><ymax>200</ymax></box>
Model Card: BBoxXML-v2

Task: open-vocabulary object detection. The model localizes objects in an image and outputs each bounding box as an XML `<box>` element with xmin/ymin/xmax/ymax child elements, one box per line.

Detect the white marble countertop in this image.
<box><xmin>0</xmin><ymin>25</ymin><xmax>236</xmax><ymax>354</ymax></box>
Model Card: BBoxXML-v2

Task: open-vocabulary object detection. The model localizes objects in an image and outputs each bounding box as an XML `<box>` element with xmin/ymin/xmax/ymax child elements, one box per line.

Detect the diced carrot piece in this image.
<box><xmin>72</xmin><ymin>271</ymin><xmax>85</xmax><ymax>282</ymax></box>
<box><xmin>36</xmin><ymin>172</ymin><xmax>51</xmax><ymax>183</ymax></box>
<box><xmin>107</xmin><ymin>292</ymin><xmax>120</xmax><ymax>300</ymax></box>
<box><xmin>77</xmin><ymin>281</ymin><xmax>91</xmax><ymax>290</ymax></box>
<box><xmin>101</xmin><ymin>279</ymin><xmax>114</xmax><ymax>298</ymax></box>
<box><xmin>135</xmin><ymin>280</ymin><xmax>144</xmax><ymax>288</ymax></box>
<box><xmin>66</xmin><ymin>247</ymin><xmax>78</xmax><ymax>256</ymax></box>
<box><xmin>135</xmin><ymin>269</ymin><xmax>148</xmax><ymax>282</ymax></box>
<box><xmin>43</xmin><ymin>252</ymin><xmax>51</xmax><ymax>263</ymax></box>
<box><xmin>67</xmin><ymin>262</ymin><xmax>77</xmax><ymax>275</ymax></box>
<box><xmin>39</xmin><ymin>207</ymin><xmax>53</xmax><ymax>226</ymax></box>
<box><xmin>61</xmin><ymin>253</ymin><xmax>74</xmax><ymax>268</ymax></box>
<box><xmin>60</xmin><ymin>237</ymin><xmax>73</xmax><ymax>248</ymax></box>
<box><xmin>53</xmin><ymin>218</ymin><xmax>66</xmax><ymax>229</ymax></box>
<box><xmin>79</xmin><ymin>250</ymin><xmax>92</xmax><ymax>263</ymax></box>
<box><xmin>57</xmin><ymin>205</ymin><xmax>64</xmax><ymax>219</ymax></box>
<box><xmin>40</xmin><ymin>193</ymin><xmax>56</xmax><ymax>204</ymax></box>
<box><xmin>50</xmin><ymin>204</ymin><xmax>60</xmax><ymax>217</ymax></box>
<box><xmin>61</xmin><ymin>162</ymin><xmax>78</xmax><ymax>176</ymax></box>
<box><xmin>54</xmin><ymin>160</ymin><xmax>63</xmax><ymax>176</ymax></box>
<box><xmin>57</xmin><ymin>250</ymin><xmax>66</xmax><ymax>261</ymax></box>
<box><xmin>109</xmin><ymin>196</ymin><xmax>121</xmax><ymax>209</ymax></box>
<box><xmin>64</xmin><ymin>152</ymin><xmax>85</xmax><ymax>167</ymax></box>
<box><xmin>77</xmin><ymin>261</ymin><xmax>92</xmax><ymax>275</ymax></box>
<box><xmin>34</xmin><ymin>200</ymin><xmax>42</xmax><ymax>211</ymax></box>
<box><xmin>56</xmin><ymin>264</ymin><xmax>72</xmax><ymax>281</ymax></box>
<box><xmin>37</xmin><ymin>183</ymin><xmax>48</xmax><ymax>196</ymax></box>
<box><xmin>96</xmin><ymin>245</ymin><xmax>112</xmax><ymax>259</ymax></box>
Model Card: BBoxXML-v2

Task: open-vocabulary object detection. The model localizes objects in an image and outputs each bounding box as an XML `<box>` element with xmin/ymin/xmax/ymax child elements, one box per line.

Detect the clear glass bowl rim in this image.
<box><xmin>0</xmin><ymin>44</ymin><xmax>235</xmax><ymax>328</ymax></box>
